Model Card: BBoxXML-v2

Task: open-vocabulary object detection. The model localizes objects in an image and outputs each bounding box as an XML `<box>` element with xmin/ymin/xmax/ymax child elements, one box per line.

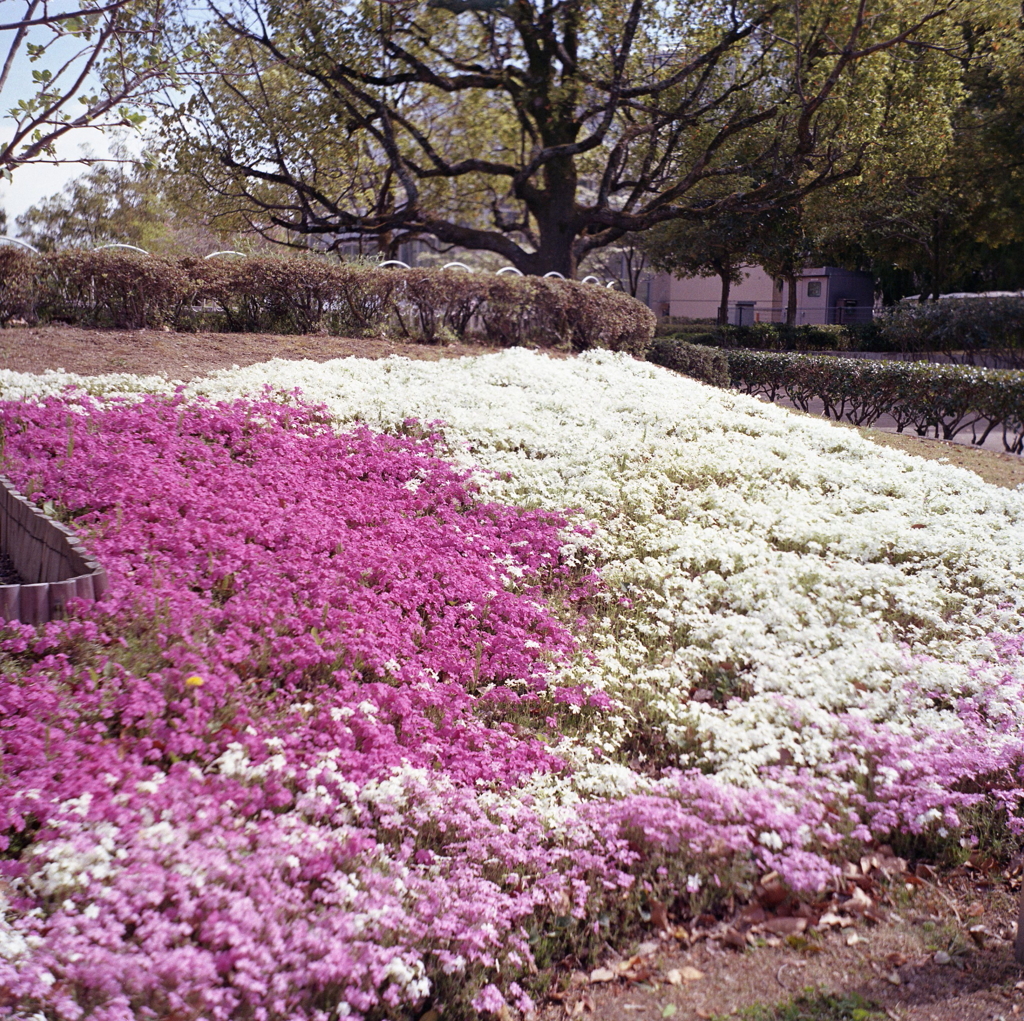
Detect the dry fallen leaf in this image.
<box><xmin>817</xmin><ymin>911</ymin><xmax>854</xmax><ymax>929</ymax></box>
<box><xmin>967</xmin><ymin>850</ymin><xmax>997</xmax><ymax>873</ymax></box>
<box><xmin>757</xmin><ymin>880</ymin><xmax>788</xmax><ymax>909</ymax></box>
<box><xmin>764</xmin><ymin>917</ymin><xmax>808</xmax><ymax>936</ymax></box>
<box><xmin>736</xmin><ymin>904</ymin><xmax>767</xmax><ymax>928</ymax></box>
<box><xmin>650</xmin><ymin>900</ymin><xmax>670</xmax><ymax>931</ymax></box>
<box><xmin>846</xmin><ymin>886</ymin><xmax>874</xmax><ymax>913</ymax></box>
<box><xmin>666</xmin><ymin>965</ymin><xmax>705</xmax><ymax>983</ymax></box>
<box><xmin>875</xmin><ymin>855</ymin><xmax>909</xmax><ymax>877</ymax></box>
<box><xmin>617</xmin><ymin>955</ymin><xmax>643</xmax><ymax>974</ymax></box>
<box><xmin>589</xmin><ymin>968</ymin><xmax>616</xmax><ymax>984</ymax></box>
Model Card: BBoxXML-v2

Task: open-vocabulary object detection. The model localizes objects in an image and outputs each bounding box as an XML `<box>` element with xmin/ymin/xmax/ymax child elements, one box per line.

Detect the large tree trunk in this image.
<box><xmin>525</xmin><ymin>156</ymin><xmax>580</xmax><ymax>278</ymax></box>
<box><xmin>521</xmin><ymin>238</ymin><xmax>576</xmax><ymax>278</ymax></box>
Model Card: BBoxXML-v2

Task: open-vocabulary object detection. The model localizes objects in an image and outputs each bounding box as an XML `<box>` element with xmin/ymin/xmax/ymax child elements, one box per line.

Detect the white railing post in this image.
<box><xmin>0</xmin><ymin>236</ymin><xmax>39</xmax><ymax>253</ymax></box>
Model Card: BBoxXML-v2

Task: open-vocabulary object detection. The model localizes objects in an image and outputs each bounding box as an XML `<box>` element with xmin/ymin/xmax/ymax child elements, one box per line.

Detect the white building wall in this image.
<box><xmin>648</xmin><ymin>265</ymin><xmax>875</xmax><ymax>324</ymax></box>
<box><xmin>650</xmin><ymin>265</ymin><xmax>777</xmax><ymax>321</ymax></box>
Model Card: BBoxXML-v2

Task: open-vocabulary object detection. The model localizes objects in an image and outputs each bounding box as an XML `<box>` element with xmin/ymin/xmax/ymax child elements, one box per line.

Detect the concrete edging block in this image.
<box><xmin>0</xmin><ymin>475</ymin><xmax>109</xmax><ymax>625</ymax></box>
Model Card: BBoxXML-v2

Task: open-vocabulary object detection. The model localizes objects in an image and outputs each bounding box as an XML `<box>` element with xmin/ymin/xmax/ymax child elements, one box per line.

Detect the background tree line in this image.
<box><xmin>2</xmin><ymin>0</ymin><xmax>1023</xmax><ymax>302</ymax></box>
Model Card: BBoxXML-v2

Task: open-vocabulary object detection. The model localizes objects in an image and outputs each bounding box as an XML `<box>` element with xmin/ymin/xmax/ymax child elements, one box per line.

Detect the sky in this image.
<box><xmin>1</xmin><ymin>8</ymin><xmax>128</xmax><ymax>228</ymax></box>
<box><xmin>0</xmin><ymin>135</ymin><xmax>117</xmax><ymax>224</ymax></box>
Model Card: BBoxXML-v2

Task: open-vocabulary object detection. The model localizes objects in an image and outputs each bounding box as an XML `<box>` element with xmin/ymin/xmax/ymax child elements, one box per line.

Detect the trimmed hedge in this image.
<box><xmin>37</xmin><ymin>251</ymin><xmax>198</xmax><ymax>330</ymax></box>
<box><xmin>875</xmin><ymin>298</ymin><xmax>1024</xmax><ymax>366</ymax></box>
<box><xmin>647</xmin><ymin>337</ymin><xmax>731</xmax><ymax>387</ymax></box>
<box><xmin>660</xmin><ymin>299</ymin><xmax>1024</xmax><ymax>362</ymax></box>
<box><xmin>0</xmin><ymin>248</ymin><xmax>38</xmax><ymax>327</ymax></box>
<box><xmin>656</xmin><ymin>321</ymin><xmax>886</xmax><ymax>352</ymax></box>
<box><xmin>648</xmin><ymin>339</ymin><xmax>1024</xmax><ymax>452</ymax></box>
<box><xmin>729</xmin><ymin>350</ymin><xmax>1024</xmax><ymax>453</ymax></box>
<box><xmin>0</xmin><ymin>251</ymin><xmax>655</xmax><ymax>356</ymax></box>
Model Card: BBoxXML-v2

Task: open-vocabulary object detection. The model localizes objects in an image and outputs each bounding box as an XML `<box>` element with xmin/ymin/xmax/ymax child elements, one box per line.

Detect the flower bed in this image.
<box><xmin>1</xmin><ymin>350</ymin><xmax>1024</xmax><ymax>1019</ymax></box>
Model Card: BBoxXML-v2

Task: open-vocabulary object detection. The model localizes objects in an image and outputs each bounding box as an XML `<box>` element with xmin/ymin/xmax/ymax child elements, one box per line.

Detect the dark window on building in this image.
<box><xmin>807</xmin><ymin>281</ymin><xmax>822</xmax><ymax>298</ymax></box>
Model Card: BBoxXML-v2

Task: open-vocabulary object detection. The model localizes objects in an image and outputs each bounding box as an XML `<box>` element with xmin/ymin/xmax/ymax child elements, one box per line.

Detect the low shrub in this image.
<box><xmin>0</xmin><ymin>247</ymin><xmax>37</xmax><ymax>327</ymax></box>
<box><xmin>647</xmin><ymin>337</ymin><xmax>731</xmax><ymax>387</ymax></box>
<box><xmin>37</xmin><ymin>250</ymin><xmax>196</xmax><ymax>329</ymax></box>
<box><xmin>550</xmin><ymin>279</ymin><xmax>655</xmax><ymax>356</ymax></box>
<box><xmin>657</xmin><ymin>322</ymin><xmax>870</xmax><ymax>352</ymax></box>
<box><xmin>655</xmin><ymin>319</ymin><xmax>718</xmax><ymax>336</ymax></box>
<box><xmin>876</xmin><ymin>297</ymin><xmax>1024</xmax><ymax>367</ymax></box>
<box><xmin>475</xmin><ymin>273</ymin><xmax>539</xmax><ymax>347</ymax></box>
<box><xmin>661</xmin><ymin>302</ymin><xmax>1024</xmax><ymax>361</ymax></box>
<box><xmin>191</xmin><ymin>256</ymin><xmax>395</xmax><ymax>336</ymax></box>
<box><xmin>649</xmin><ymin>342</ymin><xmax>1024</xmax><ymax>452</ymax></box>
<box><xmin>2</xmin><ymin>251</ymin><xmax>656</xmax><ymax>354</ymax></box>
<box><xmin>726</xmin><ymin>350</ymin><xmax>1024</xmax><ymax>452</ymax></box>
<box><xmin>392</xmin><ymin>267</ymin><xmax>489</xmax><ymax>344</ymax></box>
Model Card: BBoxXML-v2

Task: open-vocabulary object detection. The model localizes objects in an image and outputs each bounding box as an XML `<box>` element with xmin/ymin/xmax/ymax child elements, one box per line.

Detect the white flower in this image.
<box><xmin>9</xmin><ymin>350</ymin><xmax>1024</xmax><ymax>796</ymax></box>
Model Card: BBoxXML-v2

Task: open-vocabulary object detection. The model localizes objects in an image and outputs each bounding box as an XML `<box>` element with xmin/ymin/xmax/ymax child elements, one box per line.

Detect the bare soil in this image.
<box><xmin>4</xmin><ymin>327</ymin><xmax>1023</xmax><ymax>1021</ymax></box>
<box><xmin>0</xmin><ymin>324</ymin><xmax>503</xmax><ymax>379</ymax></box>
<box><xmin>537</xmin><ymin>864</ymin><xmax>1024</xmax><ymax>1021</ymax></box>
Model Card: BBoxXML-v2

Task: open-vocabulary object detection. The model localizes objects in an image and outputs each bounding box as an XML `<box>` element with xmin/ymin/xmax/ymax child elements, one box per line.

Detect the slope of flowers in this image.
<box><xmin>1</xmin><ymin>350</ymin><xmax>1023</xmax><ymax>1019</ymax></box>
<box><xmin>183</xmin><ymin>351</ymin><xmax>1024</xmax><ymax>782</ymax></box>
<box><xmin>0</xmin><ymin>395</ymin><xmax>595</xmax><ymax>1017</ymax></box>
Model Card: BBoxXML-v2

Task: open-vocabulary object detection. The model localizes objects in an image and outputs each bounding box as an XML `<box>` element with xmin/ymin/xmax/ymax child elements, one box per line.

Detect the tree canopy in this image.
<box><xmin>1</xmin><ymin>0</ymin><xmax>183</xmax><ymax>178</ymax></box>
<box><xmin>14</xmin><ymin>152</ymin><xmax>224</xmax><ymax>254</ymax></box>
<box><xmin>640</xmin><ymin>211</ymin><xmax>753</xmax><ymax>322</ymax></box>
<box><xmin>160</xmin><ymin>0</ymin><xmax>997</xmax><ymax>277</ymax></box>
<box><xmin>814</xmin><ymin>24</ymin><xmax>1024</xmax><ymax>300</ymax></box>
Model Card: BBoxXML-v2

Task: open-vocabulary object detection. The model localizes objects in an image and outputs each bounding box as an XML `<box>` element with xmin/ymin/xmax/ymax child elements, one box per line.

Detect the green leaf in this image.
<box><xmin>662</xmin><ymin>1007</ymin><xmax>677</xmax><ymax>1019</ymax></box>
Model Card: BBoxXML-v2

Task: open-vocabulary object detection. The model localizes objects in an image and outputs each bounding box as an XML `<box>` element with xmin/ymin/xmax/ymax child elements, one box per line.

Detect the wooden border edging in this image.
<box><xmin>0</xmin><ymin>476</ymin><xmax>108</xmax><ymax>625</ymax></box>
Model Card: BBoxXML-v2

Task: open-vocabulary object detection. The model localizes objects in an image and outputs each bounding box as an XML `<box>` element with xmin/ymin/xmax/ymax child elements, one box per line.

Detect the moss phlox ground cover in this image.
<box><xmin>1</xmin><ymin>350</ymin><xmax>1024</xmax><ymax>1019</ymax></box>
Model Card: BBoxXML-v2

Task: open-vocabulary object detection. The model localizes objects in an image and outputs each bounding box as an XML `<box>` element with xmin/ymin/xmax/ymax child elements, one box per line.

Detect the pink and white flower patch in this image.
<box><xmin>1</xmin><ymin>350</ymin><xmax>1023</xmax><ymax>1019</ymax></box>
